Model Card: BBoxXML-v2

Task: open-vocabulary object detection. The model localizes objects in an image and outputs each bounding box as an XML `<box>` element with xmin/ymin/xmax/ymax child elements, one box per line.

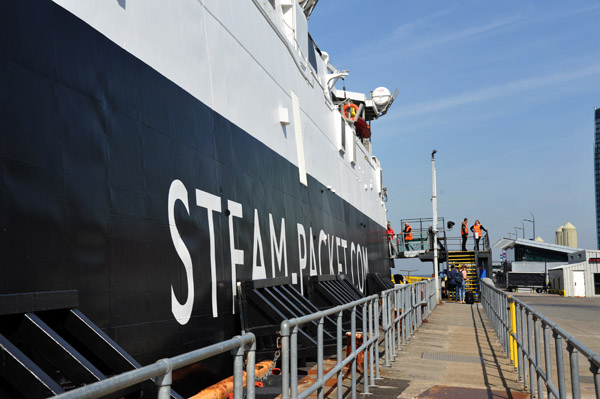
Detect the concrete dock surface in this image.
<box><xmin>370</xmin><ymin>301</ymin><xmax>528</xmax><ymax>399</ymax></box>
<box><xmin>271</xmin><ymin>296</ymin><xmax>600</xmax><ymax>399</ymax></box>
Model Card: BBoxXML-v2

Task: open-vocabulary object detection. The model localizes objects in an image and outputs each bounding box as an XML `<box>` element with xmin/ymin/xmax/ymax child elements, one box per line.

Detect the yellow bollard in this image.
<box><xmin>509</xmin><ymin>298</ymin><xmax>518</xmax><ymax>370</ymax></box>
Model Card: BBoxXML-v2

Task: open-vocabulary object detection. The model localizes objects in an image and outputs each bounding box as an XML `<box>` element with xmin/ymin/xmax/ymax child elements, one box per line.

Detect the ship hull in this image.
<box><xmin>0</xmin><ymin>0</ymin><xmax>389</xmax><ymax>380</ymax></box>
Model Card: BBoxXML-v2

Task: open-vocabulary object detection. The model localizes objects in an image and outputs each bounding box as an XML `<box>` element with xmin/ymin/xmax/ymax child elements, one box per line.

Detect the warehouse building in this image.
<box><xmin>549</xmin><ymin>250</ymin><xmax>600</xmax><ymax>297</ymax></box>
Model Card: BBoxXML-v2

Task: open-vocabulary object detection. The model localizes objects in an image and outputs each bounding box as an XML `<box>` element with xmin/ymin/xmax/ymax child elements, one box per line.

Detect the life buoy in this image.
<box><xmin>342</xmin><ymin>103</ymin><xmax>359</xmax><ymax>121</ymax></box>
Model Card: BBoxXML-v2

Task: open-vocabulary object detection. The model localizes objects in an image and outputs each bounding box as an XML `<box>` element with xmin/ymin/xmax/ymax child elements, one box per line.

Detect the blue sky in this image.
<box><xmin>308</xmin><ymin>1</ymin><xmax>600</xmax><ymax>274</ymax></box>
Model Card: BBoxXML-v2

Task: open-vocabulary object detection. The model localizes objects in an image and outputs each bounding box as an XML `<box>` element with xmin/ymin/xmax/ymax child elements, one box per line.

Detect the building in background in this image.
<box><xmin>549</xmin><ymin>250</ymin><xmax>600</xmax><ymax>297</ymax></box>
<box><xmin>595</xmin><ymin>108</ymin><xmax>600</xmax><ymax>249</ymax></box>
<box><xmin>555</xmin><ymin>222</ymin><xmax>578</xmax><ymax>248</ymax></box>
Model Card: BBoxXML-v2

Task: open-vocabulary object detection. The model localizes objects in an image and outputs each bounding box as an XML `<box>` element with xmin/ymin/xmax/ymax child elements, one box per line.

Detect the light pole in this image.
<box><xmin>524</xmin><ymin>211</ymin><xmax>535</xmax><ymax>240</ymax></box>
<box><xmin>508</xmin><ymin>232</ymin><xmax>516</xmax><ymax>239</ymax></box>
<box><xmin>514</xmin><ymin>227</ymin><xmax>522</xmax><ymax>239</ymax></box>
<box><xmin>520</xmin><ymin>220</ymin><xmax>525</xmax><ymax>239</ymax></box>
<box><xmin>515</xmin><ymin>226</ymin><xmax>525</xmax><ymax>238</ymax></box>
<box><xmin>431</xmin><ymin>149</ymin><xmax>440</xmax><ymax>303</ymax></box>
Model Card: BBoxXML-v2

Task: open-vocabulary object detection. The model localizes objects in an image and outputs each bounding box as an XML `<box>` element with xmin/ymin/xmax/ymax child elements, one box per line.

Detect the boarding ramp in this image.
<box><xmin>390</xmin><ymin>217</ymin><xmax>450</xmax><ymax>264</ymax></box>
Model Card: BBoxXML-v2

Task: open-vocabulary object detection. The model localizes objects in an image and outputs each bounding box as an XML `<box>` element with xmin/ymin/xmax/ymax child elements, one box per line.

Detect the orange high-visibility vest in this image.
<box><xmin>472</xmin><ymin>223</ymin><xmax>481</xmax><ymax>236</ymax></box>
<box><xmin>405</xmin><ymin>225</ymin><xmax>413</xmax><ymax>241</ymax></box>
<box><xmin>461</xmin><ymin>222</ymin><xmax>468</xmax><ymax>236</ymax></box>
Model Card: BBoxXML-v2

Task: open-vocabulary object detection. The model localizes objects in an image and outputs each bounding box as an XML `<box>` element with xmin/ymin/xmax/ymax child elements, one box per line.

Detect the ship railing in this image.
<box><xmin>50</xmin><ymin>333</ymin><xmax>257</xmax><ymax>399</ymax></box>
<box><xmin>480</xmin><ymin>279</ymin><xmax>600</xmax><ymax>399</ymax></box>
<box><xmin>444</xmin><ymin>232</ymin><xmax>491</xmax><ymax>252</ymax></box>
<box><xmin>279</xmin><ymin>278</ymin><xmax>437</xmax><ymax>399</ymax></box>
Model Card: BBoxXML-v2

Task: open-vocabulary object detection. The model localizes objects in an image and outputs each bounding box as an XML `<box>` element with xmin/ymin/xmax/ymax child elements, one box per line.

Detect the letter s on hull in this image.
<box><xmin>169</xmin><ymin>180</ymin><xmax>194</xmax><ymax>325</ymax></box>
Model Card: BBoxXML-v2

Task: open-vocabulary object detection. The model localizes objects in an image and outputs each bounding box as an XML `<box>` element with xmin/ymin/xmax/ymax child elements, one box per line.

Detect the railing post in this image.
<box><xmin>567</xmin><ymin>343</ymin><xmax>580</xmax><ymax>399</ymax></box>
<box><xmin>527</xmin><ymin>311</ymin><xmax>537</xmax><ymax>399</ymax></box>
<box><xmin>317</xmin><ymin>317</ymin><xmax>324</xmax><ymax>399</ymax></box>
<box><xmin>291</xmin><ymin>326</ymin><xmax>299</xmax><ymax>399</ymax></box>
<box><xmin>509</xmin><ymin>297</ymin><xmax>517</xmax><ymax>369</ymax></box>
<box><xmin>401</xmin><ymin>288</ymin><xmax>406</xmax><ymax>346</ymax></box>
<box><xmin>515</xmin><ymin>304</ymin><xmax>523</xmax><ymax>381</ymax></box>
<box><xmin>362</xmin><ymin>303</ymin><xmax>370</xmax><ymax>395</ymax></box>
<box><xmin>351</xmin><ymin>306</ymin><xmax>357</xmax><ymax>399</ymax></box>
<box><xmin>375</xmin><ymin>298</ymin><xmax>381</xmax><ymax>380</ymax></box>
<box><xmin>543</xmin><ymin>323</ymin><xmax>554</xmax><ymax>399</ymax></box>
<box><xmin>520</xmin><ymin>305</ymin><xmax>528</xmax><ymax>390</ymax></box>
<box><xmin>233</xmin><ymin>344</ymin><xmax>245</xmax><ymax>399</ymax></box>
<box><xmin>155</xmin><ymin>360</ymin><xmax>172</xmax><ymax>399</ymax></box>
<box><xmin>553</xmin><ymin>332</ymin><xmax>566</xmax><ymax>399</ymax></box>
<box><xmin>592</xmin><ymin>356</ymin><xmax>600</xmax><ymax>399</ymax></box>
<box><xmin>337</xmin><ymin>311</ymin><xmax>343</xmax><ymax>399</ymax></box>
<box><xmin>281</xmin><ymin>322</ymin><xmax>290</xmax><ymax>399</ymax></box>
<box><xmin>396</xmin><ymin>289</ymin><xmax>402</xmax><ymax>349</ymax></box>
<box><xmin>383</xmin><ymin>293</ymin><xmax>390</xmax><ymax>367</ymax></box>
<box><xmin>369</xmin><ymin>299</ymin><xmax>375</xmax><ymax>387</ymax></box>
<box><xmin>534</xmin><ymin>317</ymin><xmax>544</xmax><ymax>398</ymax></box>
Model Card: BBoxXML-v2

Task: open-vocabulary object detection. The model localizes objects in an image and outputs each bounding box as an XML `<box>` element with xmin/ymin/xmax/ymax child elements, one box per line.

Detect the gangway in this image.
<box><xmin>389</xmin><ymin>217</ymin><xmax>447</xmax><ymax>262</ymax></box>
<box><xmin>391</xmin><ymin>217</ymin><xmax>493</xmax><ymax>287</ymax></box>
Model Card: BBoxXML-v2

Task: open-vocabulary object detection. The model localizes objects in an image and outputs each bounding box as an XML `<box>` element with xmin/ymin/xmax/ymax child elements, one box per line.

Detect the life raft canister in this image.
<box><xmin>343</xmin><ymin>103</ymin><xmax>359</xmax><ymax>121</ymax></box>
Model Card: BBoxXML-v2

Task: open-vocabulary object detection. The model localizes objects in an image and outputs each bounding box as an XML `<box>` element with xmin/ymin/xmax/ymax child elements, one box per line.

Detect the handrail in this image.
<box><xmin>480</xmin><ymin>280</ymin><xmax>600</xmax><ymax>399</ymax></box>
<box><xmin>379</xmin><ymin>280</ymin><xmax>437</xmax><ymax>367</ymax></box>
<box><xmin>50</xmin><ymin>333</ymin><xmax>256</xmax><ymax>399</ymax></box>
<box><xmin>49</xmin><ymin>279</ymin><xmax>439</xmax><ymax>399</ymax></box>
<box><xmin>280</xmin><ymin>279</ymin><xmax>437</xmax><ymax>399</ymax></box>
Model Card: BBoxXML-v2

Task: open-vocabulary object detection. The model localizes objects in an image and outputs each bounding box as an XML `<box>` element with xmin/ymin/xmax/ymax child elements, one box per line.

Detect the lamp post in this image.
<box><xmin>431</xmin><ymin>149</ymin><xmax>440</xmax><ymax>303</ymax></box>
<box><xmin>514</xmin><ymin>227</ymin><xmax>522</xmax><ymax>239</ymax></box>
<box><xmin>515</xmin><ymin>226</ymin><xmax>525</xmax><ymax>238</ymax></box>
<box><xmin>520</xmin><ymin>221</ymin><xmax>525</xmax><ymax>239</ymax></box>
<box><xmin>524</xmin><ymin>211</ymin><xmax>535</xmax><ymax>240</ymax></box>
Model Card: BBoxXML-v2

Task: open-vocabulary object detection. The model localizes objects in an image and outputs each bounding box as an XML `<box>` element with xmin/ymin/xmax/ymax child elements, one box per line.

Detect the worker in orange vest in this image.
<box><xmin>387</xmin><ymin>221</ymin><xmax>396</xmax><ymax>256</ymax></box>
<box><xmin>461</xmin><ymin>218</ymin><xmax>469</xmax><ymax>251</ymax></box>
<box><xmin>403</xmin><ymin>222</ymin><xmax>413</xmax><ymax>251</ymax></box>
<box><xmin>470</xmin><ymin>220</ymin><xmax>488</xmax><ymax>251</ymax></box>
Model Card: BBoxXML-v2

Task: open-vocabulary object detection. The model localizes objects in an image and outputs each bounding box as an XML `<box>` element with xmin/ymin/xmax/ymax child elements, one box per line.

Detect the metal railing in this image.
<box><xmin>280</xmin><ymin>295</ymin><xmax>379</xmax><ymax>399</ymax></box>
<box><xmin>280</xmin><ymin>278</ymin><xmax>438</xmax><ymax>399</ymax></box>
<box><xmin>50</xmin><ymin>333</ymin><xmax>256</xmax><ymax>399</ymax></box>
<box><xmin>480</xmin><ymin>280</ymin><xmax>600</xmax><ymax>399</ymax></box>
<box><xmin>380</xmin><ymin>280</ymin><xmax>437</xmax><ymax>369</ymax></box>
<box><xmin>49</xmin><ymin>279</ymin><xmax>438</xmax><ymax>399</ymax></box>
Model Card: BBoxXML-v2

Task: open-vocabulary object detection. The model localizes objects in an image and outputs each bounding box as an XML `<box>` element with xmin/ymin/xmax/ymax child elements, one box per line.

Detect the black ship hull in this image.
<box><xmin>0</xmin><ymin>0</ymin><xmax>389</xmax><ymax>386</ymax></box>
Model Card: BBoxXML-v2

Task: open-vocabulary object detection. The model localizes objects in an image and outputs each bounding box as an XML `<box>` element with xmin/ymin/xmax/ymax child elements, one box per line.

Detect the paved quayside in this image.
<box><xmin>375</xmin><ymin>301</ymin><xmax>527</xmax><ymax>399</ymax></box>
<box><xmin>290</xmin><ymin>301</ymin><xmax>527</xmax><ymax>399</ymax></box>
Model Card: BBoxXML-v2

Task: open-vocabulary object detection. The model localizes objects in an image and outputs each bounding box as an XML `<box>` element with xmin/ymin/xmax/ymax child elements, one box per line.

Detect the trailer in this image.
<box><xmin>506</xmin><ymin>272</ymin><xmax>547</xmax><ymax>293</ymax></box>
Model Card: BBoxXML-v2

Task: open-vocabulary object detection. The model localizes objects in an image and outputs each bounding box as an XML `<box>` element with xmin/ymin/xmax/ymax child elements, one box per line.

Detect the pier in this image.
<box><xmin>43</xmin><ymin>279</ymin><xmax>600</xmax><ymax>399</ymax></box>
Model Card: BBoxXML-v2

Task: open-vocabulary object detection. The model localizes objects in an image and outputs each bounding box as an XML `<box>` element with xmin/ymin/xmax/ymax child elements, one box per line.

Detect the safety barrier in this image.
<box><xmin>49</xmin><ymin>279</ymin><xmax>438</xmax><ymax>399</ymax></box>
<box><xmin>480</xmin><ymin>280</ymin><xmax>600</xmax><ymax>399</ymax></box>
<box><xmin>50</xmin><ymin>333</ymin><xmax>257</xmax><ymax>399</ymax></box>
<box><xmin>380</xmin><ymin>280</ymin><xmax>437</xmax><ymax>368</ymax></box>
<box><xmin>280</xmin><ymin>278</ymin><xmax>437</xmax><ymax>399</ymax></box>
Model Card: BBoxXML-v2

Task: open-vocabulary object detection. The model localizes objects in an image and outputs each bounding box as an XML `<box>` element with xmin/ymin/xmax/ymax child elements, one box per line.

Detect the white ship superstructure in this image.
<box><xmin>55</xmin><ymin>0</ymin><xmax>394</xmax><ymax>225</ymax></box>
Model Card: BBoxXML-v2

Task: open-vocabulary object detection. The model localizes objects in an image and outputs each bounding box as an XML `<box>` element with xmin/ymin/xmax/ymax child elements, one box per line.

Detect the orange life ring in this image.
<box><xmin>342</xmin><ymin>103</ymin><xmax>359</xmax><ymax>121</ymax></box>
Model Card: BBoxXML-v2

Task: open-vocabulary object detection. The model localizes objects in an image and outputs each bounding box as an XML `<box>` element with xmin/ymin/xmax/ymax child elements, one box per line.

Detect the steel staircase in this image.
<box><xmin>447</xmin><ymin>251</ymin><xmax>479</xmax><ymax>302</ymax></box>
